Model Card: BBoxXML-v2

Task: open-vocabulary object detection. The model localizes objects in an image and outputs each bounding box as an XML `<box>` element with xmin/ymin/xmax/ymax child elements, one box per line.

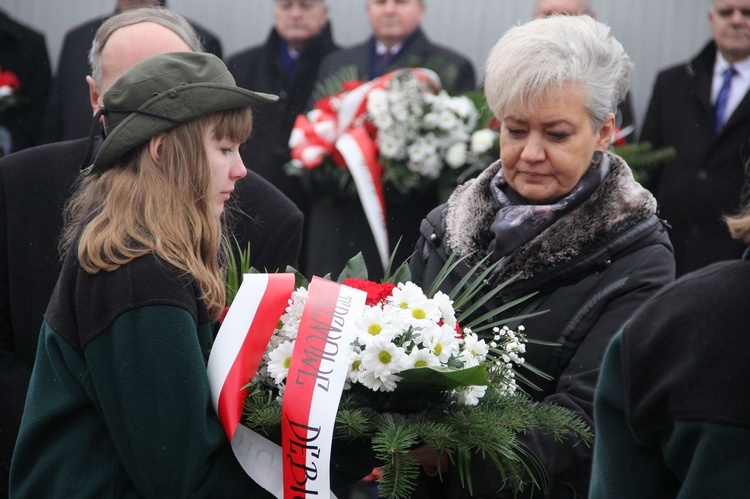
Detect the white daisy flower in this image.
<box><xmin>361</xmin><ymin>336</ymin><xmax>408</xmax><ymax>379</ymax></box>
<box><xmin>348</xmin><ymin>349</ymin><xmax>365</xmax><ymax>384</ymax></box>
<box><xmin>431</xmin><ymin>291</ymin><xmax>457</xmax><ymax>328</ymax></box>
<box><xmin>421</xmin><ymin>323</ymin><xmax>460</xmax><ymax>363</ymax></box>
<box><xmin>357</xmin><ymin>369</ymin><xmax>401</xmax><ymax>392</ymax></box>
<box><xmin>266</xmin><ymin>340</ymin><xmax>295</xmax><ymax>385</ymax></box>
<box><xmin>354</xmin><ymin>305</ymin><xmax>400</xmax><ymax>345</ymax></box>
<box><xmin>389</xmin><ymin>281</ymin><xmax>428</xmax><ymax>310</ymax></box>
<box><xmin>462</xmin><ymin>332</ymin><xmax>489</xmax><ymax>362</ymax></box>
<box><xmin>453</xmin><ymin>385</ymin><xmax>487</xmax><ymax>406</ymax></box>
<box><xmin>406</xmin><ymin>347</ymin><xmax>441</xmax><ymax>369</ymax></box>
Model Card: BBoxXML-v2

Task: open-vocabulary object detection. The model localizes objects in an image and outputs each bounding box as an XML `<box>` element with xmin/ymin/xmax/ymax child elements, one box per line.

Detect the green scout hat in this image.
<box><xmin>90</xmin><ymin>51</ymin><xmax>277</xmax><ymax>174</ymax></box>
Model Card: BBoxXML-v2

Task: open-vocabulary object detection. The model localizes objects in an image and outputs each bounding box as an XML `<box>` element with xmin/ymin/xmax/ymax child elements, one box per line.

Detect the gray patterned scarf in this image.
<box><xmin>489</xmin><ymin>152</ymin><xmax>610</xmax><ymax>263</ymax></box>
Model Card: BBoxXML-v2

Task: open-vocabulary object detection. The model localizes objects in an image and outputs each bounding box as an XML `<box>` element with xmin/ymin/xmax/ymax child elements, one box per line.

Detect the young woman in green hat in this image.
<box><xmin>9</xmin><ymin>52</ymin><xmax>281</xmax><ymax>497</ymax></box>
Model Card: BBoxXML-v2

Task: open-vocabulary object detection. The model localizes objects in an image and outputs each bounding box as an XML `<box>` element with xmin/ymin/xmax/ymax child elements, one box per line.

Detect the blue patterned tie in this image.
<box><xmin>715</xmin><ymin>66</ymin><xmax>737</xmax><ymax>133</ymax></box>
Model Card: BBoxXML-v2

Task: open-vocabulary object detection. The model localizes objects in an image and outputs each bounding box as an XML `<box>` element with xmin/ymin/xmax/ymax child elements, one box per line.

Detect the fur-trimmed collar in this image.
<box><xmin>444</xmin><ymin>152</ymin><xmax>657</xmax><ymax>281</ymax></box>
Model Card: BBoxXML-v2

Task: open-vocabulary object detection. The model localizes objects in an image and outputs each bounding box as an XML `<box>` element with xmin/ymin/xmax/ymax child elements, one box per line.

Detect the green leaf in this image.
<box><xmin>337</xmin><ymin>252</ymin><xmax>369</xmax><ymax>282</ymax></box>
<box><xmin>225</xmin><ymin>239</ymin><xmax>251</xmax><ymax>306</ymax></box>
<box><xmin>396</xmin><ymin>364</ymin><xmax>489</xmax><ymax>390</ymax></box>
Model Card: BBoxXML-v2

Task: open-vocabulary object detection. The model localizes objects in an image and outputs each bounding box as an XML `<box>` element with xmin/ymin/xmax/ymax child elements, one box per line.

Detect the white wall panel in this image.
<box><xmin>2</xmin><ymin>0</ymin><xmax>712</xmax><ymax>132</ymax></box>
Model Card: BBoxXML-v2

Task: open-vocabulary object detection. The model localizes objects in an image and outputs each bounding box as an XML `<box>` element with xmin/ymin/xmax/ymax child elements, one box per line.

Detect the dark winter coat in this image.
<box><xmin>228</xmin><ymin>23</ymin><xmax>338</xmax><ymax>210</ymax></box>
<box><xmin>409</xmin><ymin>153</ymin><xmax>675</xmax><ymax>498</ymax></box>
<box><xmin>640</xmin><ymin>41</ymin><xmax>749</xmax><ymax>276</ymax></box>
<box><xmin>591</xmin><ymin>252</ymin><xmax>750</xmax><ymax>498</ymax></box>
<box><xmin>0</xmin><ymin>10</ymin><xmax>51</xmax><ymax>154</ymax></box>
<box><xmin>10</xmin><ymin>251</ymin><xmax>274</xmax><ymax>497</ymax></box>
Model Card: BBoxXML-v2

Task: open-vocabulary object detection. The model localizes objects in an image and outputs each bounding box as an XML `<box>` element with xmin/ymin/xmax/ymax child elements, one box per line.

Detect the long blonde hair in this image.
<box><xmin>61</xmin><ymin>107</ymin><xmax>252</xmax><ymax>319</ymax></box>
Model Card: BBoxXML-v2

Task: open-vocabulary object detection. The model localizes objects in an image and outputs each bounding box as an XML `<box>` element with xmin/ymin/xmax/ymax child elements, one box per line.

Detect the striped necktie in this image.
<box><xmin>715</xmin><ymin>66</ymin><xmax>737</xmax><ymax>133</ymax></box>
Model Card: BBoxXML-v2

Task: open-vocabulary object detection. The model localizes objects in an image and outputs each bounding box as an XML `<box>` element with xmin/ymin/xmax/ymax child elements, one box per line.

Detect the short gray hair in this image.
<box><xmin>89</xmin><ymin>7</ymin><xmax>203</xmax><ymax>86</ymax></box>
<box><xmin>484</xmin><ymin>15</ymin><xmax>632</xmax><ymax>128</ymax></box>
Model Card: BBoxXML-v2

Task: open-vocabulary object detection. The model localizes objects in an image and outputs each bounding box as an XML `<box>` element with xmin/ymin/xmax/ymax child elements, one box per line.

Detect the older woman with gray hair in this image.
<box><xmin>409</xmin><ymin>15</ymin><xmax>675</xmax><ymax>498</ymax></box>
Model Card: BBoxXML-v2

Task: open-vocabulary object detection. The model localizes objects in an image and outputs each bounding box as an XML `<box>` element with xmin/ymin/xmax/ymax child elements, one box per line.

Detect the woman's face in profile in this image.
<box><xmin>203</xmin><ymin>123</ymin><xmax>248</xmax><ymax>218</ymax></box>
<box><xmin>499</xmin><ymin>84</ymin><xmax>613</xmax><ymax>204</ymax></box>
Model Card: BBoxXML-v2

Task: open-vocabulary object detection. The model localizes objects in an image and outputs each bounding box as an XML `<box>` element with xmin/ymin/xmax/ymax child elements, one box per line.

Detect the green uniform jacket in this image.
<box><xmin>591</xmin><ymin>254</ymin><xmax>750</xmax><ymax>498</ymax></box>
<box><xmin>10</xmin><ymin>250</ymin><xmax>272</xmax><ymax>497</ymax></box>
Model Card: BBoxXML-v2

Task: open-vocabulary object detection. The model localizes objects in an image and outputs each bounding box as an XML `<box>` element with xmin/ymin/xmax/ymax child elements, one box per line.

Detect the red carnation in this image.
<box><xmin>343</xmin><ymin>278</ymin><xmax>395</xmax><ymax>306</ymax></box>
<box><xmin>0</xmin><ymin>67</ymin><xmax>20</xmax><ymax>91</ymax></box>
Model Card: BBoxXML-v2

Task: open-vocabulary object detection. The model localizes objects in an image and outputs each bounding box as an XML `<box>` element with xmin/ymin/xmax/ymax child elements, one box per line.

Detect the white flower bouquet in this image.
<box><xmin>210</xmin><ymin>251</ymin><xmax>592</xmax><ymax>498</ymax></box>
<box><xmin>261</xmin><ymin>276</ymin><xmax>524</xmax><ymax>407</ymax></box>
<box><xmin>287</xmin><ymin>68</ymin><xmax>486</xmax><ymax>200</ymax></box>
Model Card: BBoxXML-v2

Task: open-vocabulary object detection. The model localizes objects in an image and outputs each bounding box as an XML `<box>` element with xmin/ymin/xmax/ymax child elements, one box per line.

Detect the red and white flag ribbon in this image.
<box><xmin>281</xmin><ymin>277</ymin><xmax>366</xmax><ymax>498</ymax></box>
<box><xmin>208</xmin><ymin>274</ymin><xmax>367</xmax><ymax>498</ymax></box>
<box><xmin>207</xmin><ymin>273</ymin><xmax>294</xmax><ymax>496</ymax></box>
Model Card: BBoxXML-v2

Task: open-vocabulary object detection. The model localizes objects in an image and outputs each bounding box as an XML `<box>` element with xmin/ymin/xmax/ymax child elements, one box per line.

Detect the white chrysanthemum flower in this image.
<box><xmin>448</xmin><ymin>95</ymin><xmax>477</xmax><ymax>119</ymax></box>
<box><xmin>421</xmin><ymin>323</ymin><xmax>460</xmax><ymax>363</ymax></box>
<box><xmin>390</xmin><ymin>281</ymin><xmax>427</xmax><ymax>309</ymax></box>
<box><xmin>406</xmin><ymin>347</ymin><xmax>441</xmax><ymax>369</ymax></box>
<box><xmin>458</xmin><ymin>349</ymin><xmax>480</xmax><ymax>368</ymax></box>
<box><xmin>287</xmin><ymin>287</ymin><xmax>308</xmax><ymax>315</ymax></box>
<box><xmin>407</xmin><ymin>137</ymin><xmax>442</xmax><ymax>179</ymax></box>
<box><xmin>470</xmin><ymin>129</ymin><xmax>498</xmax><ymax>154</ymax></box>
<box><xmin>390</xmin><ymin>99</ymin><xmax>412</xmax><ymax>122</ymax></box>
<box><xmin>358</xmin><ymin>369</ymin><xmax>401</xmax><ymax>392</ymax></box>
<box><xmin>373</xmin><ymin>111</ymin><xmax>395</xmax><ymax>131</ymax></box>
<box><xmin>425</xmin><ymin>91</ymin><xmax>449</xmax><ymax>108</ymax></box>
<box><xmin>348</xmin><ymin>349</ymin><xmax>365</xmax><ymax>384</ymax></box>
<box><xmin>266</xmin><ymin>340</ymin><xmax>295</xmax><ymax>385</ymax></box>
<box><xmin>431</xmin><ymin>291</ymin><xmax>457</xmax><ymax>327</ymax></box>
<box><xmin>423</xmin><ymin>111</ymin><xmax>441</xmax><ymax>129</ymax></box>
<box><xmin>361</xmin><ymin>336</ymin><xmax>408</xmax><ymax>379</ymax></box>
<box><xmin>454</xmin><ymin>385</ymin><xmax>487</xmax><ymax>406</ymax></box>
<box><xmin>400</xmin><ymin>297</ymin><xmax>442</xmax><ymax>329</ymax></box>
<box><xmin>445</xmin><ymin>142</ymin><xmax>467</xmax><ymax>169</ymax></box>
<box><xmin>367</xmin><ymin>88</ymin><xmax>389</xmax><ymax>117</ymax></box>
<box><xmin>462</xmin><ymin>332</ymin><xmax>489</xmax><ymax>363</ymax></box>
<box><xmin>355</xmin><ymin>305</ymin><xmax>400</xmax><ymax>345</ymax></box>
<box><xmin>379</xmin><ymin>134</ymin><xmax>405</xmax><ymax>159</ymax></box>
<box><xmin>437</xmin><ymin>110</ymin><xmax>460</xmax><ymax>132</ymax></box>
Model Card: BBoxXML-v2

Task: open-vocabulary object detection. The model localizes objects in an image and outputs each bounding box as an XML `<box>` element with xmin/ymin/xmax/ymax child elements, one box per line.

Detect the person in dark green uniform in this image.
<box><xmin>590</xmin><ymin>199</ymin><xmax>750</xmax><ymax>497</ymax></box>
<box><xmin>8</xmin><ymin>52</ymin><xmax>281</xmax><ymax>497</ymax></box>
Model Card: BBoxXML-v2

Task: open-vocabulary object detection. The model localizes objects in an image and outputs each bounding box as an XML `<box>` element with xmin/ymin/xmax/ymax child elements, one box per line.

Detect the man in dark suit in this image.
<box><xmin>641</xmin><ymin>0</ymin><xmax>750</xmax><ymax>276</ymax></box>
<box><xmin>228</xmin><ymin>0</ymin><xmax>337</xmax><ymax>209</ymax></box>
<box><xmin>41</xmin><ymin>0</ymin><xmax>222</xmax><ymax>143</ymax></box>
<box><xmin>316</xmin><ymin>0</ymin><xmax>476</xmax><ymax>95</ymax></box>
<box><xmin>0</xmin><ymin>8</ymin><xmax>302</xmax><ymax>495</ymax></box>
<box><xmin>0</xmin><ymin>9</ymin><xmax>52</xmax><ymax>155</ymax></box>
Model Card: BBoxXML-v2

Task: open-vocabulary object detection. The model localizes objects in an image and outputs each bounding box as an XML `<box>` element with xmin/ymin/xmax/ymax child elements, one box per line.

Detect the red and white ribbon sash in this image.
<box><xmin>207</xmin><ymin>274</ymin><xmax>366</xmax><ymax>498</ymax></box>
<box><xmin>208</xmin><ymin>273</ymin><xmax>295</xmax><ymax>440</ymax></box>
<box><xmin>207</xmin><ymin>273</ymin><xmax>294</xmax><ymax>496</ymax></box>
<box><xmin>281</xmin><ymin>276</ymin><xmax>366</xmax><ymax>498</ymax></box>
<box><xmin>336</xmin><ymin>130</ymin><xmax>389</xmax><ymax>270</ymax></box>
